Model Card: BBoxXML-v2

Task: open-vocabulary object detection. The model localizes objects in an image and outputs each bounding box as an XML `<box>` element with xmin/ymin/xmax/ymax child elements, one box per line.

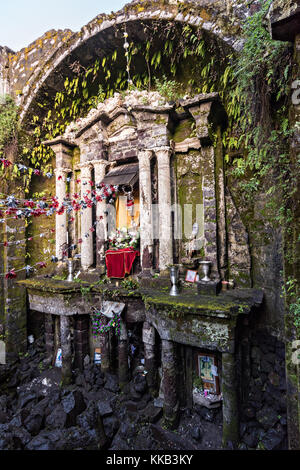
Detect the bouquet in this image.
<box><xmin>108</xmin><ymin>227</ymin><xmax>140</xmax><ymax>250</ymax></box>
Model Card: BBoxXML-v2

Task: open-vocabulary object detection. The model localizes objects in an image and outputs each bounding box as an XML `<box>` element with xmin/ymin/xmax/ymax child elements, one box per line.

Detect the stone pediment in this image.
<box><xmin>107</xmin><ymin>113</ymin><xmax>137</xmax><ymax>142</ymax></box>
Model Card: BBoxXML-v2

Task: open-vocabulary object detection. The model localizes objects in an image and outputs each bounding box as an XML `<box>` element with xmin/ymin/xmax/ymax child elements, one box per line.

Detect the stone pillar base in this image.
<box><xmin>143</xmin><ymin>322</ymin><xmax>157</xmax><ymax>396</ymax></box>
<box><xmin>222</xmin><ymin>352</ymin><xmax>239</xmax><ymax>448</ymax></box>
<box><xmin>161</xmin><ymin>339</ymin><xmax>179</xmax><ymax>429</ymax></box>
<box><xmin>197</xmin><ymin>280</ymin><xmax>221</xmax><ymax>296</ymax></box>
<box><xmin>100</xmin><ymin>318</ymin><xmax>110</xmax><ymax>373</ymax></box>
<box><xmin>159</xmin><ymin>269</ymin><xmax>170</xmax><ymax>278</ymax></box>
<box><xmin>45</xmin><ymin>314</ymin><xmax>55</xmax><ymax>365</ymax></box>
<box><xmin>118</xmin><ymin>319</ymin><xmax>129</xmax><ymax>388</ymax></box>
<box><xmin>163</xmin><ymin>401</ymin><xmax>179</xmax><ymax>430</ymax></box>
<box><xmin>74</xmin><ymin>315</ymin><xmax>90</xmax><ymax>370</ymax></box>
<box><xmin>139</xmin><ymin>268</ymin><xmax>153</xmax><ymax>279</ymax></box>
<box><xmin>61</xmin><ymin>316</ymin><xmax>72</xmax><ymax>386</ymax></box>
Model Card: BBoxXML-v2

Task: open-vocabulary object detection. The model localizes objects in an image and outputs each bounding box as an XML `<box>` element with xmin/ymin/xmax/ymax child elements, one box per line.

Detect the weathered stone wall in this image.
<box><xmin>26</xmin><ymin>158</ymin><xmax>56</xmax><ymax>269</ymax></box>
<box><xmin>7</xmin><ymin>29</ymin><xmax>73</xmax><ymax>104</ymax></box>
<box><xmin>0</xmin><ymin>0</ymin><xmax>298</xmax><ymax>448</ymax></box>
<box><xmin>3</xmin><ymin>0</ymin><xmax>259</xmax><ymax>125</ymax></box>
<box><xmin>175</xmin><ymin>148</ymin><xmax>204</xmax><ymax>258</ymax></box>
<box><xmin>237</xmin><ymin>322</ymin><xmax>288</xmax><ymax>450</ymax></box>
<box><xmin>225</xmin><ymin>190</ymin><xmax>251</xmax><ymax>288</ymax></box>
<box><xmin>0</xmin><ymin>46</ymin><xmax>12</xmax><ymax>97</ymax></box>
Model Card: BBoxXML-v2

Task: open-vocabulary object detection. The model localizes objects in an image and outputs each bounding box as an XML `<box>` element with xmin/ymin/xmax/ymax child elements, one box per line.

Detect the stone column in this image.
<box><xmin>215</xmin><ymin>126</ymin><xmax>228</xmax><ymax>280</ymax></box>
<box><xmin>222</xmin><ymin>352</ymin><xmax>239</xmax><ymax>448</ymax></box>
<box><xmin>118</xmin><ymin>318</ymin><xmax>129</xmax><ymax>388</ymax></box>
<box><xmin>93</xmin><ymin>160</ymin><xmax>109</xmax><ymax>270</ymax></box>
<box><xmin>138</xmin><ymin>150</ymin><xmax>153</xmax><ymax>274</ymax></box>
<box><xmin>74</xmin><ymin>315</ymin><xmax>90</xmax><ymax>370</ymax></box>
<box><xmin>156</xmin><ymin>147</ymin><xmax>173</xmax><ymax>272</ymax></box>
<box><xmin>143</xmin><ymin>322</ymin><xmax>157</xmax><ymax>396</ymax></box>
<box><xmin>55</xmin><ymin>168</ymin><xmax>70</xmax><ymax>260</ymax></box>
<box><xmin>161</xmin><ymin>339</ymin><xmax>178</xmax><ymax>429</ymax></box>
<box><xmin>60</xmin><ymin>315</ymin><xmax>72</xmax><ymax>385</ymax></box>
<box><xmin>45</xmin><ymin>314</ymin><xmax>55</xmax><ymax>365</ymax></box>
<box><xmin>43</xmin><ymin>138</ymin><xmax>75</xmax><ymax>261</ymax></box>
<box><xmin>99</xmin><ymin>317</ymin><xmax>110</xmax><ymax>373</ymax></box>
<box><xmin>80</xmin><ymin>163</ymin><xmax>94</xmax><ymax>270</ymax></box>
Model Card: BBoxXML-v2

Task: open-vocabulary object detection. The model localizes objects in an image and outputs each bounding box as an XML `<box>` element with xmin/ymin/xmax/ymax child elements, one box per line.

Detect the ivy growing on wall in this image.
<box><xmin>0</xmin><ymin>95</ymin><xmax>18</xmax><ymax>158</ymax></box>
<box><xmin>224</xmin><ymin>0</ymin><xmax>293</xmax><ymax>202</ymax></box>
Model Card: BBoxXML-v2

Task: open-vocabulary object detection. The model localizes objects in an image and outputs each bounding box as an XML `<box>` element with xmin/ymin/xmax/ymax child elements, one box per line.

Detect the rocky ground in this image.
<box><xmin>0</xmin><ymin>339</ymin><xmax>222</xmax><ymax>451</ymax></box>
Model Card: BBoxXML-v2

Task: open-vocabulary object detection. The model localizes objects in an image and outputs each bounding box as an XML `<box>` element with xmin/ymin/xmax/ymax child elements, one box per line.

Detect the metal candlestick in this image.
<box><xmin>169</xmin><ymin>266</ymin><xmax>180</xmax><ymax>296</ymax></box>
<box><xmin>199</xmin><ymin>261</ymin><xmax>211</xmax><ymax>282</ymax></box>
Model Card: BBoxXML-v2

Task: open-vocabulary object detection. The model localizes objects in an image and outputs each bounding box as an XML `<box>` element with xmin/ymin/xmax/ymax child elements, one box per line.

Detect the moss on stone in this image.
<box><xmin>172</xmin><ymin>119</ymin><xmax>194</xmax><ymax>143</ymax></box>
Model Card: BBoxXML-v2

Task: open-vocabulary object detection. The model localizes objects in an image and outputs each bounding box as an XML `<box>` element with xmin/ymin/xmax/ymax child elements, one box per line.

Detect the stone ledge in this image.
<box><xmin>142</xmin><ymin>288</ymin><xmax>263</xmax><ymax>319</ymax></box>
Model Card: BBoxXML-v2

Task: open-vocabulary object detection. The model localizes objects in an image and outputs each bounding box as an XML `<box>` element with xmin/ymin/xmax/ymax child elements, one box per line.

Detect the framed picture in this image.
<box><xmin>185</xmin><ymin>270</ymin><xmax>198</xmax><ymax>283</ymax></box>
<box><xmin>94</xmin><ymin>348</ymin><xmax>101</xmax><ymax>365</ymax></box>
<box><xmin>196</xmin><ymin>353</ymin><xmax>220</xmax><ymax>395</ymax></box>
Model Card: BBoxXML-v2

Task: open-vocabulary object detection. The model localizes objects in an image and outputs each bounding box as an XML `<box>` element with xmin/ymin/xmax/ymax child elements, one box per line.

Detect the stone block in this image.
<box><xmin>197</xmin><ymin>280</ymin><xmax>221</xmax><ymax>296</ymax></box>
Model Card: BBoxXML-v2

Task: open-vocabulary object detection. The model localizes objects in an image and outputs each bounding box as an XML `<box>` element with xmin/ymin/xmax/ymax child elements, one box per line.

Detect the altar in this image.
<box><xmin>105</xmin><ymin>248</ymin><xmax>140</xmax><ymax>279</ymax></box>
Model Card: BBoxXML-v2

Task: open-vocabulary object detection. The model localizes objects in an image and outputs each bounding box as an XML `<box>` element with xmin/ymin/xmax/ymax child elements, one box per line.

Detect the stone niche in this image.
<box><xmin>44</xmin><ymin>89</ymin><xmax>251</xmax><ymax>286</ymax></box>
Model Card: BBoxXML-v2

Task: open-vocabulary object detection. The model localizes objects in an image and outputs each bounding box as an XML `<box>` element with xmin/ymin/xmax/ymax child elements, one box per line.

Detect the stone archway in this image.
<box><xmin>11</xmin><ymin>0</ymin><xmax>247</xmax><ymax>126</ymax></box>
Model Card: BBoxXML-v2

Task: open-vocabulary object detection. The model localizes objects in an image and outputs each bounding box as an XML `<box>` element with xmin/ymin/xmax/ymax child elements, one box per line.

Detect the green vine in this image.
<box><xmin>0</xmin><ymin>95</ymin><xmax>18</xmax><ymax>158</ymax></box>
<box><xmin>224</xmin><ymin>0</ymin><xmax>293</xmax><ymax>212</ymax></box>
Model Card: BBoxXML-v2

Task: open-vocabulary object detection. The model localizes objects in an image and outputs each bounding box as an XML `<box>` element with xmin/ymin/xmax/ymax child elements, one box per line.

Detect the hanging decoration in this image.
<box><xmin>123</xmin><ymin>28</ymin><xmax>132</xmax><ymax>88</ymax></box>
<box><xmin>0</xmin><ymin>183</ymin><xmax>119</xmax><ymax>223</ymax></box>
<box><xmin>92</xmin><ymin>310</ymin><xmax>121</xmax><ymax>337</ymax></box>
<box><xmin>0</xmin><ymin>229</ymin><xmax>53</xmax><ymax>247</ymax></box>
<box><xmin>0</xmin><ymin>158</ymin><xmax>54</xmax><ymax>179</ymax></box>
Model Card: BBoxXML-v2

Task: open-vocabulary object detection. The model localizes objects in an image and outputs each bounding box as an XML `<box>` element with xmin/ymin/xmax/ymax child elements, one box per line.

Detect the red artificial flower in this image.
<box><xmin>72</xmin><ymin>201</ymin><xmax>81</xmax><ymax>211</ymax></box>
<box><xmin>3</xmin><ymin>241</ymin><xmax>8</xmax><ymax>247</ymax></box>
<box><xmin>37</xmin><ymin>262</ymin><xmax>47</xmax><ymax>269</ymax></box>
<box><xmin>34</xmin><ymin>169</ymin><xmax>40</xmax><ymax>176</ymax></box>
<box><xmin>76</xmin><ymin>179</ymin><xmax>81</xmax><ymax>184</ymax></box>
<box><xmin>1</xmin><ymin>159</ymin><xmax>12</xmax><ymax>168</ymax></box>
<box><xmin>28</xmin><ymin>237</ymin><xmax>33</xmax><ymax>241</ymax></box>
<box><xmin>57</xmin><ymin>206</ymin><xmax>65</xmax><ymax>215</ymax></box>
<box><xmin>84</xmin><ymin>197</ymin><xmax>93</xmax><ymax>208</ymax></box>
<box><xmin>5</xmin><ymin>208</ymin><xmax>17</xmax><ymax>216</ymax></box>
<box><xmin>90</xmin><ymin>227</ymin><xmax>95</xmax><ymax>233</ymax></box>
<box><xmin>89</xmin><ymin>181</ymin><xmax>94</xmax><ymax>186</ymax></box>
<box><xmin>32</xmin><ymin>209</ymin><xmax>46</xmax><ymax>217</ymax></box>
<box><xmin>5</xmin><ymin>269</ymin><xmax>17</xmax><ymax>279</ymax></box>
<box><xmin>58</xmin><ymin>176</ymin><xmax>63</xmax><ymax>181</ymax></box>
<box><xmin>25</xmin><ymin>200</ymin><xmax>35</xmax><ymax>208</ymax></box>
<box><xmin>50</xmin><ymin>197</ymin><xmax>59</xmax><ymax>209</ymax></box>
<box><xmin>78</xmin><ymin>239</ymin><xmax>83</xmax><ymax>244</ymax></box>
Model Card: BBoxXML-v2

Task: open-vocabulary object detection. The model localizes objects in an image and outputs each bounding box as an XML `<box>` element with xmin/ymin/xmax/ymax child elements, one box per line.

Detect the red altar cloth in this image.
<box><xmin>105</xmin><ymin>248</ymin><xmax>140</xmax><ymax>279</ymax></box>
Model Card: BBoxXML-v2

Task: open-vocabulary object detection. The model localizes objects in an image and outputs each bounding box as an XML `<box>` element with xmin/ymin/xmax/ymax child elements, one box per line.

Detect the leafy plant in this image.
<box><xmin>0</xmin><ymin>95</ymin><xmax>18</xmax><ymax>157</ymax></box>
<box><xmin>193</xmin><ymin>375</ymin><xmax>204</xmax><ymax>391</ymax></box>
<box><xmin>121</xmin><ymin>277</ymin><xmax>139</xmax><ymax>291</ymax></box>
<box><xmin>154</xmin><ymin>75</ymin><xmax>179</xmax><ymax>102</ymax></box>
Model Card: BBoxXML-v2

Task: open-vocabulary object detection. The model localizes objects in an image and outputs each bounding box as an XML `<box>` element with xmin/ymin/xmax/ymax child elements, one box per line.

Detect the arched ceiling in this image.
<box><xmin>12</xmin><ymin>0</ymin><xmax>248</xmax><ymax>126</ymax></box>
